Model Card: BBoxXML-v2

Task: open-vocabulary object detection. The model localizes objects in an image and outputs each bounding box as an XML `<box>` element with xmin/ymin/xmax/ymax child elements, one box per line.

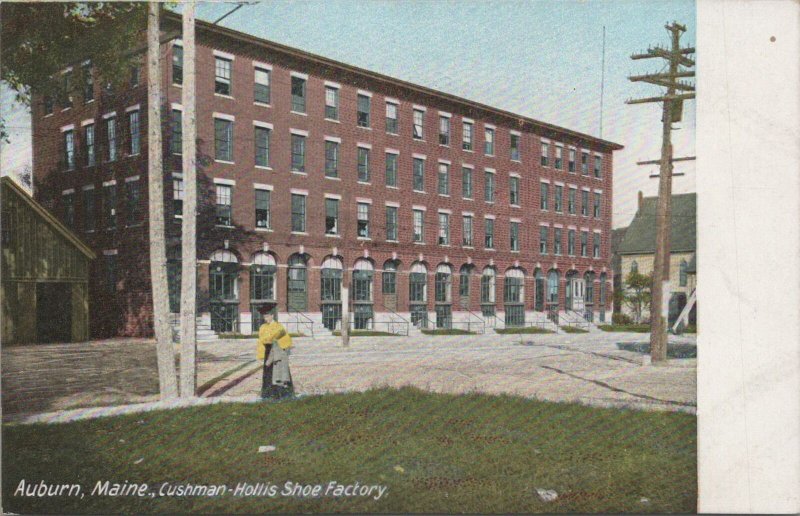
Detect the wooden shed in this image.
<box><xmin>1</xmin><ymin>176</ymin><xmax>95</xmax><ymax>344</ymax></box>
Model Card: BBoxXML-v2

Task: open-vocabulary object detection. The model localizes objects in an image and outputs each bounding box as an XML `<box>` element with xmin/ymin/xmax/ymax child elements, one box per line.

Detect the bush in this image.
<box><xmin>612</xmin><ymin>312</ymin><xmax>634</xmax><ymax>325</ymax></box>
<box><xmin>560</xmin><ymin>326</ymin><xmax>589</xmax><ymax>334</ymax></box>
<box><xmin>494</xmin><ymin>327</ymin><xmax>554</xmax><ymax>334</ymax></box>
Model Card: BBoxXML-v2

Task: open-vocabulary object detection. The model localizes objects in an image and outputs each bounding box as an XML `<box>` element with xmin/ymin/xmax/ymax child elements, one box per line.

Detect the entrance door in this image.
<box><xmin>36</xmin><ymin>282</ymin><xmax>72</xmax><ymax>343</ymax></box>
<box><xmin>535</xmin><ymin>275</ymin><xmax>544</xmax><ymax>311</ymax></box>
<box><xmin>287</xmin><ymin>260</ymin><xmax>308</xmax><ymax>311</ymax></box>
<box><xmin>435</xmin><ymin>305</ymin><xmax>452</xmax><ymax>329</ymax></box>
<box><xmin>572</xmin><ymin>279</ymin><xmax>585</xmax><ymax>311</ymax></box>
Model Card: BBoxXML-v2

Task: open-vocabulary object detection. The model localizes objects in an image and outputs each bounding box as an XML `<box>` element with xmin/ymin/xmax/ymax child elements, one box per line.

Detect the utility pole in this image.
<box><xmin>626</xmin><ymin>22</ymin><xmax>695</xmax><ymax>364</ymax></box>
<box><xmin>179</xmin><ymin>0</ymin><xmax>198</xmax><ymax>397</ymax></box>
<box><xmin>147</xmin><ymin>2</ymin><xmax>179</xmax><ymax>398</ymax></box>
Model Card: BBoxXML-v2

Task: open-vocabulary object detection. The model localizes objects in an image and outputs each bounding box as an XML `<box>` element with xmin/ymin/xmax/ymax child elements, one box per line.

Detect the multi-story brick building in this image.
<box><xmin>32</xmin><ymin>13</ymin><xmax>622</xmax><ymax>338</ymax></box>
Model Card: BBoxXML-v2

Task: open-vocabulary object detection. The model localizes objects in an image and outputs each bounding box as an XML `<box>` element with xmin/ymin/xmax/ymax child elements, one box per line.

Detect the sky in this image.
<box><xmin>0</xmin><ymin>0</ymin><xmax>695</xmax><ymax>228</ymax></box>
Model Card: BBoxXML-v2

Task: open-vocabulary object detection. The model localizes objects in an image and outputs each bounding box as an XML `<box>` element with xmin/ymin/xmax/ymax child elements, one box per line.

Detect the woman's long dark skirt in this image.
<box><xmin>261</xmin><ymin>346</ymin><xmax>277</xmax><ymax>399</ymax></box>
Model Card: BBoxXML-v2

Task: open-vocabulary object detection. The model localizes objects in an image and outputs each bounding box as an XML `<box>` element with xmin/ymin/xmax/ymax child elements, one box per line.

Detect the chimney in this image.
<box><xmin>637</xmin><ymin>191</ymin><xmax>643</xmax><ymax>211</ymax></box>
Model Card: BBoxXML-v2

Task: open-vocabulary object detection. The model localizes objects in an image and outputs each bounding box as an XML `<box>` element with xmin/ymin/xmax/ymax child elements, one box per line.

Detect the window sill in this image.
<box><xmin>85</xmin><ymin>99</ymin><xmax>96</xmax><ymax>105</ymax></box>
<box><xmin>463</xmin><ymin>197</ymin><xmax>473</xmax><ymax>201</ymax></box>
<box><xmin>386</xmin><ymin>185</ymin><xmax>399</xmax><ymax>189</ymax></box>
<box><xmin>357</xmin><ymin>126</ymin><xmax>372</xmax><ymax>130</ymax></box>
<box><xmin>438</xmin><ymin>194</ymin><xmax>450</xmax><ymax>198</ymax></box>
<box><xmin>357</xmin><ymin>181</ymin><xmax>371</xmax><ymax>185</ymax></box>
<box><xmin>357</xmin><ymin>237</ymin><xmax>371</xmax><ymax>241</ymax></box>
<box><xmin>215</xmin><ymin>225</ymin><xmax>235</xmax><ymax>229</ymax></box>
<box><xmin>61</xmin><ymin>107</ymin><xmax>73</xmax><ymax>112</ymax></box>
<box><xmin>386</xmin><ymin>239</ymin><xmax>399</xmax><ymax>243</ymax></box>
<box><xmin>43</xmin><ymin>113</ymin><xmax>54</xmax><ymax>118</ymax></box>
<box><xmin>485</xmin><ymin>201</ymin><xmax>495</xmax><ymax>205</ymax></box>
<box><xmin>463</xmin><ymin>148</ymin><xmax>474</xmax><ymax>153</ymax></box>
<box><xmin>439</xmin><ymin>244</ymin><xmax>451</xmax><ymax>248</ymax></box>
<box><xmin>290</xmin><ymin>111</ymin><xmax>308</xmax><ymax>117</ymax></box>
<box><xmin>386</xmin><ymin>131</ymin><xmax>398</xmax><ymax>136</ymax></box>
<box><xmin>291</xmin><ymin>231</ymin><xmax>309</xmax><ymax>236</ymax></box>
<box><xmin>413</xmin><ymin>190</ymin><xmax>426</xmax><ymax>194</ymax></box>
<box><xmin>413</xmin><ymin>241</ymin><xmax>426</xmax><ymax>245</ymax></box>
<box><xmin>255</xmin><ymin>227</ymin><xmax>273</xmax><ymax>232</ymax></box>
<box><xmin>254</xmin><ymin>102</ymin><xmax>271</xmax><ymax>108</ymax></box>
<box><xmin>511</xmin><ymin>250</ymin><xmax>521</xmax><ymax>254</ymax></box>
<box><xmin>462</xmin><ymin>245</ymin><xmax>474</xmax><ymax>249</ymax></box>
<box><xmin>511</xmin><ymin>159</ymin><xmax>521</xmax><ymax>164</ymax></box>
<box><xmin>485</xmin><ymin>248</ymin><xmax>496</xmax><ymax>252</ymax></box>
<box><xmin>127</xmin><ymin>223</ymin><xmax>144</xmax><ymax>228</ymax></box>
<box><xmin>291</xmin><ymin>170</ymin><xmax>308</xmax><ymax>176</ymax></box>
<box><xmin>215</xmin><ymin>160</ymin><xmax>235</xmax><ymax>165</ymax></box>
<box><xmin>174</xmin><ymin>216</ymin><xmax>183</xmax><ymax>220</ymax></box>
<box><xmin>324</xmin><ymin>233</ymin><xmax>341</xmax><ymax>238</ymax></box>
<box><xmin>511</xmin><ymin>204</ymin><xmax>521</xmax><ymax>208</ymax></box>
<box><xmin>173</xmin><ymin>83</ymin><xmax>182</xmax><ymax>88</ymax></box>
<box><xmin>214</xmin><ymin>93</ymin><xmax>235</xmax><ymax>100</ymax></box>
<box><xmin>324</xmin><ymin>176</ymin><xmax>341</xmax><ymax>181</ymax></box>
<box><xmin>485</xmin><ymin>154</ymin><xmax>495</xmax><ymax>158</ymax></box>
<box><xmin>413</xmin><ymin>139</ymin><xmax>425</xmax><ymax>143</ymax></box>
<box><xmin>324</xmin><ymin>118</ymin><xmax>340</xmax><ymax>124</ymax></box>
<box><xmin>439</xmin><ymin>144</ymin><xmax>450</xmax><ymax>148</ymax></box>
<box><xmin>255</xmin><ymin>165</ymin><xmax>272</xmax><ymax>171</ymax></box>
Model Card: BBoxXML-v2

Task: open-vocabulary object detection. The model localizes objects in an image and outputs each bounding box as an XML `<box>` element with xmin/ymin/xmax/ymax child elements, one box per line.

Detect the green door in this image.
<box><xmin>287</xmin><ymin>256</ymin><xmax>307</xmax><ymax>311</ymax></box>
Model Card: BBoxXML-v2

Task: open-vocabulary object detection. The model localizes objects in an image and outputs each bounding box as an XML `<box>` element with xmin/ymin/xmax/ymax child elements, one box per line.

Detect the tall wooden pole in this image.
<box><xmin>147</xmin><ymin>2</ymin><xmax>178</xmax><ymax>398</ymax></box>
<box><xmin>179</xmin><ymin>0</ymin><xmax>198</xmax><ymax>397</ymax></box>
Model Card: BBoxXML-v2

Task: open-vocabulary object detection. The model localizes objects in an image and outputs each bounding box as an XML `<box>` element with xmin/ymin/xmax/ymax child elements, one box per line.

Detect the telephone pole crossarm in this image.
<box><xmin>625</xmin><ymin>93</ymin><xmax>695</xmax><ymax>105</ymax></box>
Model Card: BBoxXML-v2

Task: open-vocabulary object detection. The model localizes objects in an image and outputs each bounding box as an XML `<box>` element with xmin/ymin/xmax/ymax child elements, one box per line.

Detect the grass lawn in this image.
<box><xmin>420</xmin><ymin>328</ymin><xmax>476</xmax><ymax>335</ymax></box>
<box><xmin>331</xmin><ymin>330</ymin><xmax>396</xmax><ymax>337</ymax></box>
<box><xmin>219</xmin><ymin>332</ymin><xmax>306</xmax><ymax>339</ymax></box>
<box><xmin>560</xmin><ymin>326</ymin><xmax>590</xmax><ymax>334</ymax></box>
<box><xmin>3</xmin><ymin>388</ymin><xmax>696</xmax><ymax>514</ymax></box>
<box><xmin>495</xmin><ymin>327</ymin><xmax>555</xmax><ymax>335</ymax></box>
<box><xmin>598</xmin><ymin>324</ymin><xmax>651</xmax><ymax>333</ymax></box>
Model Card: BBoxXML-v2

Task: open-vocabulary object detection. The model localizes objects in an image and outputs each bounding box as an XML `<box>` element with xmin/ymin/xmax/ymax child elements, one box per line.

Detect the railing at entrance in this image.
<box><xmin>344</xmin><ymin>318</ymin><xmax>409</xmax><ymax>336</ymax></box>
<box><xmin>284</xmin><ymin>309</ymin><xmax>315</xmax><ymax>338</ymax></box>
<box><xmin>563</xmin><ymin>310</ymin><xmax>591</xmax><ymax>330</ymax></box>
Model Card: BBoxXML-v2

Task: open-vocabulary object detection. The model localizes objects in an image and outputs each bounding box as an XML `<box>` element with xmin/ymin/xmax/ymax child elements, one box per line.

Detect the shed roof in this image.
<box><xmin>618</xmin><ymin>193</ymin><xmax>696</xmax><ymax>255</ymax></box>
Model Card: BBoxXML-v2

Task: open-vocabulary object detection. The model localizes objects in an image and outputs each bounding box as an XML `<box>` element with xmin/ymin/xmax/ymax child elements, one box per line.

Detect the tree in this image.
<box><xmin>623</xmin><ymin>270</ymin><xmax>652</xmax><ymax>324</ymax></box>
<box><xmin>0</xmin><ymin>3</ymin><xmax>146</xmax><ymax>140</ymax></box>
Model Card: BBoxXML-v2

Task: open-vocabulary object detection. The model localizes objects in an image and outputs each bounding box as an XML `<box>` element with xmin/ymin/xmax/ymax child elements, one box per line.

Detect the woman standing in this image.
<box><xmin>256</xmin><ymin>303</ymin><xmax>294</xmax><ymax>399</ymax></box>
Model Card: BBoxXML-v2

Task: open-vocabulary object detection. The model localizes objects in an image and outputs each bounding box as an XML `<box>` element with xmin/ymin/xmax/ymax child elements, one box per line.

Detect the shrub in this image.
<box><xmin>612</xmin><ymin>312</ymin><xmax>634</xmax><ymax>325</ymax></box>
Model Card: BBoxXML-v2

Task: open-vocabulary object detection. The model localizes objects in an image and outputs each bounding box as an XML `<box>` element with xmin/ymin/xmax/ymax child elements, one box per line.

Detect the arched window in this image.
<box><xmin>251</xmin><ymin>253</ymin><xmax>277</xmax><ymax>328</ymax></box>
<box><xmin>504</xmin><ymin>268</ymin><xmax>525</xmax><ymax>304</ymax></box>
<box><xmin>409</xmin><ymin>262</ymin><xmax>427</xmax><ymax>303</ymax></box>
<box><xmin>547</xmin><ymin>270</ymin><xmax>559</xmax><ymax>305</ymax></box>
<box><xmin>679</xmin><ymin>259</ymin><xmax>688</xmax><ymax>287</ymax></box>
<box><xmin>209</xmin><ymin>250</ymin><xmax>239</xmax><ymax>333</ymax></box>
<box><xmin>631</xmin><ymin>260</ymin><xmax>639</xmax><ymax>274</ymax></box>
<box><xmin>287</xmin><ymin>254</ymin><xmax>308</xmax><ymax>311</ymax></box>
<box><xmin>434</xmin><ymin>264</ymin><xmax>453</xmax><ymax>304</ymax></box>
<box><xmin>320</xmin><ymin>256</ymin><xmax>343</xmax><ymax>330</ymax></box>
<box><xmin>459</xmin><ymin>264</ymin><xmax>474</xmax><ymax>298</ymax></box>
<box><xmin>481</xmin><ymin>267</ymin><xmax>496</xmax><ymax>304</ymax></box>
<box><xmin>353</xmin><ymin>259</ymin><xmax>374</xmax><ymax>329</ymax></box>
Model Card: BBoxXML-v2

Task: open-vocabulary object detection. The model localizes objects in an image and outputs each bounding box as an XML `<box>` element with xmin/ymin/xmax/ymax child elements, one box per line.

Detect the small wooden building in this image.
<box><xmin>1</xmin><ymin>176</ymin><xmax>95</xmax><ymax>344</ymax></box>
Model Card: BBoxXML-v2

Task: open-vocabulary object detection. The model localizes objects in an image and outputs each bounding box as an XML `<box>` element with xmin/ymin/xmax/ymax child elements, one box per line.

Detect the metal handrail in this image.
<box><xmin>461</xmin><ymin>309</ymin><xmax>486</xmax><ymax>334</ymax></box>
<box><xmin>284</xmin><ymin>308</ymin><xmax>315</xmax><ymax>338</ymax></box>
<box><xmin>562</xmin><ymin>309</ymin><xmax>591</xmax><ymax>329</ymax></box>
<box><xmin>345</xmin><ymin>319</ymin><xmax>409</xmax><ymax>336</ymax></box>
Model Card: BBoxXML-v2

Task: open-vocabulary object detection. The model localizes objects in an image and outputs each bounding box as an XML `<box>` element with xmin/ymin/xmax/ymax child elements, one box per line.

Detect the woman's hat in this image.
<box><xmin>257</xmin><ymin>303</ymin><xmax>277</xmax><ymax>315</ymax></box>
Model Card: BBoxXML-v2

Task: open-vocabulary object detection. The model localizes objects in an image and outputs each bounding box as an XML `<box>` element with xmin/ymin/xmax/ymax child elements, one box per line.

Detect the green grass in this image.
<box><xmin>219</xmin><ymin>332</ymin><xmax>306</xmax><ymax>339</ymax></box>
<box><xmin>598</xmin><ymin>324</ymin><xmax>651</xmax><ymax>333</ymax></box>
<box><xmin>560</xmin><ymin>326</ymin><xmax>590</xmax><ymax>334</ymax></box>
<box><xmin>2</xmin><ymin>388</ymin><xmax>696</xmax><ymax>514</ymax></box>
<box><xmin>494</xmin><ymin>326</ymin><xmax>555</xmax><ymax>334</ymax></box>
<box><xmin>420</xmin><ymin>328</ymin><xmax>476</xmax><ymax>335</ymax></box>
<box><xmin>331</xmin><ymin>330</ymin><xmax>396</xmax><ymax>337</ymax></box>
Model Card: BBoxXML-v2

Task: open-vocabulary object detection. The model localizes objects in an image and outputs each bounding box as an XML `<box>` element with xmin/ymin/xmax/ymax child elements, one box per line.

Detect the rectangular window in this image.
<box><xmin>82</xmin><ymin>187</ymin><xmax>95</xmax><ymax>232</ymax></box>
<box><xmin>412</xmin><ymin>109</ymin><xmax>424</xmax><ymax>140</ymax></box>
<box><xmin>83</xmin><ymin>64</ymin><xmax>94</xmax><ymax>102</ymax></box>
<box><xmin>105</xmin><ymin>254</ymin><xmax>117</xmax><ymax>293</ymax></box>
<box><xmin>63</xmin><ymin>192</ymin><xmax>75</xmax><ymax>228</ymax></box>
<box><xmin>568</xmin><ymin>229</ymin><xmax>576</xmax><ymax>255</ymax></box>
<box><xmin>103</xmin><ymin>185</ymin><xmax>116</xmax><ymax>229</ymax></box>
<box><xmin>510</xmin><ymin>133</ymin><xmax>521</xmax><ymax>161</ymax></box>
<box><xmin>554</xmin><ymin>185</ymin><xmax>563</xmax><ymax>212</ymax></box>
<box><xmin>568</xmin><ymin>188</ymin><xmax>576</xmax><ymax>214</ymax></box>
<box><xmin>254</xmin><ymin>67</ymin><xmax>270</xmax><ymax>104</ymax></box>
<box><xmin>83</xmin><ymin>124</ymin><xmax>95</xmax><ymax>167</ymax></box>
<box><xmin>130</xmin><ymin>65</ymin><xmax>140</xmax><ymax>88</ymax></box>
<box><xmin>594</xmin><ymin>155</ymin><xmax>602</xmax><ymax>178</ymax></box>
<box><xmin>214</xmin><ymin>57</ymin><xmax>232</xmax><ymax>95</ymax></box>
<box><xmin>439</xmin><ymin>116</ymin><xmax>450</xmax><ymax>145</ymax></box>
<box><xmin>44</xmin><ymin>96</ymin><xmax>54</xmax><ymax>116</ymax></box>
<box><xmin>106</xmin><ymin>117</ymin><xmax>117</xmax><ymax>161</ymax></box>
<box><xmin>357</xmin><ymin>202</ymin><xmax>370</xmax><ymax>238</ymax></box>
<box><xmin>412</xmin><ymin>209</ymin><xmax>424</xmax><ymax>242</ymax></box>
<box><xmin>291</xmin><ymin>134</ymin><xmax>305</xmax><ymax>172</ymax></box>
<box><xmin>593</xmin><ymin>192</ymin><xmax>601</xmax><ymax>218</ymax></box>
<box><xmin>462</xmin><ymin>167</ymin><xmax>473</xmax><ymax>199</ymax></box>
<box><xmin>357</xmin><ymin>94</ymin><xmax>371</xmax><ymax>128</ymax></box>
<box><xmin>510</xmin><ymin>176</ymin><xmax>520</xmax><ymax>206</ymax></box>
<box><xmin>484</xmin><ymin>127</ymin><xmax>495</xmax><ymax>155</ymax></box>
<box><xmin>581</xmin><ymin>190</ymin><xmax>589</xmax><ymax>216</ymax></box>
<box><xmin>215</xmin><ymin>184</ymin><xmax>232</xmax><ymax>226</ymax></box>
<box><xmin>255</xmin><ymin>189</ymin><xmax>270</xmax><ymax>229</ymax></box>
<box><xmin>172</xmin><ymin>45</ymin><xmax>183</xmax><ymax>85</ymax></box>
<box><xmin>437</xmin><ymin>163</ymin><xmax>449</xmax><ymax>195</ymax></box>
<box><xmin>128</xmin><ymin>110</ymin><xmax>140</xmax><ymax>155</ymax></box>
<box><xmin>61</xmin><ymin>73</ymin><xmax>73</xmax><ymax>109</ymax></box>
<box><xmin>325</xmin><ymin>198</ymin><xmax>339</xmax><ymax>235</ymax></box>
<box><xmin>438</xmin><ymin>212</ymin><xmax>450</xmax><ymax>245</ymax></box>
<box><xmin>462</xmin><ymin>215</ymin><xmax>473</xmax><ymax>246</ymax></box>
<box><xmin>484</xmin><ymin>171</ymin><xmax>495</xmax><ymax>202</ymax></box>
<box><xmin>462</xmin><ymin>121</ymin><xmax>473</xmax><ymax>150</ymax></box>
<box><xmin>171</xmin><ymin>110</ymin><xmax>182</xmax><ymax>155</ymax></box>
<box><xmin>484</xmin><ymin>218</ymin><xmax>494</xmax><ymax>249</ymax></box>
<box><xmin>539</xmin><ymin>226</ymin><xmax>548</xmax><ymax>254</ymax></box>
<box><xmin>540</xmin><ymin>182</ymin><xmax>549</xmax><ymax>210</ymax></box>
<box><xmin>357</xmin><ymin>147</ymin><xmax>370</xmax><ymax>183</ymax></box>
<box><xmin>510</xmin><ymin>221</ymin><xmax>520</xmax><ymax>252</ymax></box>
<box><xmin>291</xmin><ymin>193</ymin><xmax>306</xmax><ymax>232</ymax></box>
<box><xmin>385</xmin><ymin>102</ymin><xmax>398</xmax><ymax>134</ymax></box>
<box><xmin>553</xmin><ymin>228</ymin><xmax>562</xmax><ymax>255</ymax></box>
<box><xmin>291</xmin><ymin>76</ymin><xmax>306</xmax><ymax>113</ymax></box>
<box><xmin>554</xmin><ymin>145</ymin><xmax>563</xmax><ymax>169</ymax></box>
<box><xmin>413</xmin><ymin>157</ymin><xmax>425</xmax><ymax>192</ymax></box>
<box><xmin>582</xmin><ymin>151</ymin><xmax>589</xmax><ymax>175</ymax></box>
<box><xmin>593</xmin><ymin>233</ymin><xmax>600</xmax><ymax>258</ymax></box>
<box><xmin>214</xmin><ymin>118</ymin><xmax>233</xmax><ymax>162</ymax></box>
<box><xmin>568</xmin><ymin>148</ymin><xmax>576</xmax><ymax>172</ymax></box>
<box><xmin>173</xmin><ymin>178</ymin><xmax>184</xmax><ymax>218</ymax></box>
<box><xmin>126</xmin><ymin>180</ymin><xmax>140</xmax><ymax>225</ymax></box>
<box><xmin>540</xmin><ymin>141</ymin><xmax>549</xmax><ymax>166</ymax></box>
<box><xmin>255</xmin><ymin>126</ymin><xmax>270</xmax><ymax>167</ymax></box>
<box><xmin>325</xmin><ymin>86</ymin><xmax>339</xmax><ymax>120</ymax></box>
<box><xmin>63</xmin><ymin>130</ymin><xmax>75</xmax><ymax>170</ymax></box>
<box><xmin>325</xmin><ymin>141</ymin><xmax>339</xmax><ymax>178</ymax></box>
<box><xmin>385</xmin><ymin>152</ymin><xmax>397</xmax><ymax>187</ymax></box>
<box><xmin>581</xmin><ymin>231</ymin><xmax>588</xmax><ymax>256</ymax></box>
<box><xmin>386</xmin><ymin>206</ymin><xmax>398</xmax><ymax>241</ymax></box>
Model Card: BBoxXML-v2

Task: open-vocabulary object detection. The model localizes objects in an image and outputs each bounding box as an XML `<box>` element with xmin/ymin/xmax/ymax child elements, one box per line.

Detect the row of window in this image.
<box><xmin>170</xmin><ymin>45</ymin><xmax>604</xmax><ymax>172</ymax></box>
<box><xmin>61</xmin><ymin>107</ymin><xmax>140</xmax><ymax>169</ymax></box>
<box><xmin>61</xmin><ymin>178</ymin><xmax>142</xmax><ymax>232</ymax></box>
<box><xmin>540</xmin><ymin>182</ymin><xmax>603</xmax><ymax>217</ymax></box>
<box><xmin>43</xmin><ymin>61</ymin><xmax>141</xmax><ymax>116</ymax></box>
<box><xmin>205</xmin><ymin>182</ymin><xmax>602</xmax><ymax>256</ymax></box>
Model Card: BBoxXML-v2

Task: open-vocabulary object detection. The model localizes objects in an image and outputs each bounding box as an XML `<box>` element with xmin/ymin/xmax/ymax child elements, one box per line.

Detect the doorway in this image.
<box><xmin>36</xmin><ymin>282</ymin><xmax>72</xmax><ymax>343</ymax></box>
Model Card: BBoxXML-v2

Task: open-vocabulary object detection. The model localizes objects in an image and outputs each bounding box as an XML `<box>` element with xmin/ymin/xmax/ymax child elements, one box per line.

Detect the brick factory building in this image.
<box><xmin>32</xmin><ymin>12</ymin><xmax>622</xmax><ymax>338</ymax></box>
